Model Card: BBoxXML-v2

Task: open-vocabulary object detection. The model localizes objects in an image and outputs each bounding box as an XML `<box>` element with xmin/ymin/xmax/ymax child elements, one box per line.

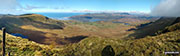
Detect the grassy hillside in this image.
<box><xmin>0</xmin><ymin>14</ymin><xmax>67</xmax><ymax>45</ymax></box>
<box><xmin>63</xmin><ymin>21</ymin><xmax>134</xmax><ymax>38</ymax></box>
<box><xmin>1</xmin><ymin>29</ymin><xmax>180</xmax><ymax>56</ymax></box>
<box><xmin>0</xmin><ymin>30</ymin><xmax>51</xmax><ymax>56</ymax></box>
<box><xmin>160</xmin><ymin>17</ymin><xmax>180</xmax><ymax>33</ymax></box>
<box><xmin>128</xmin><ymin>17</ymin><xmax>177</xmax><ymax>38</ymax></box>
<box><xmin>61</xmin><ymin>30</ymin><xmax>180</xmax><ymax>56</ymax></box>
<box><xmin>58</xmin><ymin>17</ymin><xmax>180</xmax><ymax>56</ymax></box>
<box><xmin>0</xmin><ymin>14</ymin><xmax>135</xmax><ymax>45</ymax></box>
<box><xmin>0</xmin><ymin>14</ymin><xmax>180</xmax><ymax>56</ymax></box>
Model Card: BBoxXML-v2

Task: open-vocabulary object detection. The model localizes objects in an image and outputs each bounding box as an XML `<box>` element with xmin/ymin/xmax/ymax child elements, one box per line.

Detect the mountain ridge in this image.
<box><xmin>128</xmin><ymin>17</ymin><xmax>177</xmax><ymax>38</ymax></box>
<box><xmin>0</xmin><ymin>13</ymin><xmax>180</xmax><ymax>56</ymax></box>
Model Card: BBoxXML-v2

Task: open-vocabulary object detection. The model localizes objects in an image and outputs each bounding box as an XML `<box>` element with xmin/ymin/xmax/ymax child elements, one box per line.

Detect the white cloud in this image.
<box><xmin>0</xmin><ymin>0</ymin><xmax>43</xmax><ymax>14</ymax></box>
<box><xmin>0</xmin><ymin>0</ymin><xmax>21</xmax><ymax>9</ymax></box>
<box><xmin>26</xmin><ymin>9</ymin><xmax>72</xmax><ymax>13</ymax></box>
<box><xmin>151</xmin><ymin>0</ymin><xmax>180</xmax><ymax>17</ymax></box>
<box><xmin>23</xmin><ymin>5</ymin><xmax>43</xmax><ymax>10</ymax></box>
<box><xmin>0</xmin><ymin>0</ymin><xmax>24</xmax><ymax>14</ymax></box>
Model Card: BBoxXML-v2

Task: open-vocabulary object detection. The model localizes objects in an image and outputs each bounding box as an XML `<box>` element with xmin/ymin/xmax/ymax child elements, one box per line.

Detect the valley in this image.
<box><xmin>0</xmin><ymin>0</ymin><xmax>180</xmax><ymax>56</ymax></box>
<box><xmin>0</xmin><ymin>13</ymin><xmax>180</xmax><ymax>56</ymax></box>
<box><xmin>0</xmin><ymin>13</ymin><xmax>156</xmax><ymax>45</ymax></box>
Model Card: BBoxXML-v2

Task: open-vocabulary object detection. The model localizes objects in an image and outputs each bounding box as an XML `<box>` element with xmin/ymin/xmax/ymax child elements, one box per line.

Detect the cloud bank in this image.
<box><xmin>0</xmin><ymin>0</ymin><xmax>21</xmax><ymax>9</ymax></box>
<box><xmin>0</xmin><ymin>0</ymin><xmax>24</xmax><ymax>14</ymax></box>
<box><xmin>151</xmin><ymin>0</ymin><xmax>180</xmax><ymax>17</ymax></box>
<box><xmin>0</xmin><ymin>0</ymin><xmax>41</xmax><ymax>14</ymax></box>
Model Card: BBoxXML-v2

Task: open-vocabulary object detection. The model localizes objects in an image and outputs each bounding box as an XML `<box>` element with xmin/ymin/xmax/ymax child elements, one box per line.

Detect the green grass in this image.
<box><xmin>0</xmin><ymin>14</ymin><xmax>180</xmax><ymax>56</ymax></box>
<box><xmin>1</xmin><ymin>30</ymin><xmax>180</xmax><ymax>56</ymax></box>
<box><xmin>70</xmin><ymin>21</ymin><xmax>124</xmax><ymax>28</ymax></box>
<box><xmin>128</xmin><ymin>17</ymin><xmax>177</xmax><ymax>38</ymax></box>
<box><xmin>59</xmin><ymin>30</ymin><xmax>180</xmax><ymax>56</ymax></box>
<box><xmin>0</xmin><ymin>30</ymin><xmax>52</xmax><ymax>56</ymax></box>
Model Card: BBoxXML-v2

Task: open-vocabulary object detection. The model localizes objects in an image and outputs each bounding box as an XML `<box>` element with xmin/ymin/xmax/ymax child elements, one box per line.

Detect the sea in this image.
<box><xmin>36</xmin><ymin>13</ymin><xmax>87</xmax><ymax>20</ymax></box>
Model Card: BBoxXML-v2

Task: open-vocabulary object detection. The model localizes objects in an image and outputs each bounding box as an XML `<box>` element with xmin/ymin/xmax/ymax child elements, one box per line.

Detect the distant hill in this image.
<box><xmin>0</xmin><ymin>14</ymin><xmax>136</xmax><ymax>45</ymax></box>
<box><xmin>0</xmin><ymin>13</ymin><xmax>180</xmax><ymax>56</ymax></box>
<box><xmin>69</xmin><ymin>13</ymin><xmax>159</xmax><ymax>25</ymax></box>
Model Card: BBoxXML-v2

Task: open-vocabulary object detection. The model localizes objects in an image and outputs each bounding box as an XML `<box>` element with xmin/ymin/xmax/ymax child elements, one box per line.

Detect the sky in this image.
<box><xmin>0</xmin><ymin>0</ymin><xmax>161</xmax><ymax>14</ymax></box>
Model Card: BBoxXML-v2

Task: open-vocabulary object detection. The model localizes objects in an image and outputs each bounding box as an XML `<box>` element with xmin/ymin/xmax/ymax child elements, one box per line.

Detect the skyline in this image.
<box><xmin>0</xmin><ymin>0</ymin><xmax>161</xmax><ymax>14</ymax></box>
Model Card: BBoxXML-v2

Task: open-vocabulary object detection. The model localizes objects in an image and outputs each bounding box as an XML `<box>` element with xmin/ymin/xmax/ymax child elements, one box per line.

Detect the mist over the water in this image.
<box><xmin>151</xmin><ymin>0</ymin><xmax>180</xmax><ymax>17</ymax></box>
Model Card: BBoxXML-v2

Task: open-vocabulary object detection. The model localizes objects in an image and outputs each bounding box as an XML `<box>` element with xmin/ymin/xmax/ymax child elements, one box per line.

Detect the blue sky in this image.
<box><xmin>0</xmin><ymin>0</ymin><xmax>161</xmax><ymax>14</ymax></box>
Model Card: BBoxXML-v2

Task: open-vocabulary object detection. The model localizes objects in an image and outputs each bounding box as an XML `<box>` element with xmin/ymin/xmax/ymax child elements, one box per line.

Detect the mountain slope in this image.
<box><xmin>0</xmin><ymin>14</ymin><xmax>66</xmax><ymax>45</ymax></box>
<box><xmin>128</xmin><ymin>17</ymin><xmax>177</xmax><ymax>38</ymax></box>
<box><xmin>160</xmin><ymin>17</ymin><xmax>180</xmax><ymax>33</ymax></box>
<box><xmin>1</xmin><ymin>13</ymin><xmax>180</xmax><ymax>56</ymax></box>
<box><xmin>0</xmin><ymin>30</ymin><xmax>51</xmax><ymax>56</ymax></box>
<box><xmin>1</xmin><ymin>29</ymin><xmax>180</xmax><ymax>56</ymax></box>
<box><xmin>62</xmin><ymin>30</ymin><xmax>180</xmax><ymax>56</ymax></box>
<box><xmin>0</xmin><ymin>15</ymin><xmax>180</xmax><ymax>56</ymax></box>
<box><xmin>60</xmin><ymin>17</ymin><xmax>180</xmax><ymax>56</ymax></box>
<box><xmin>0</xmin><ymin>14</ymin><xmax>135</xmax><ymax>45</ymax></box>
